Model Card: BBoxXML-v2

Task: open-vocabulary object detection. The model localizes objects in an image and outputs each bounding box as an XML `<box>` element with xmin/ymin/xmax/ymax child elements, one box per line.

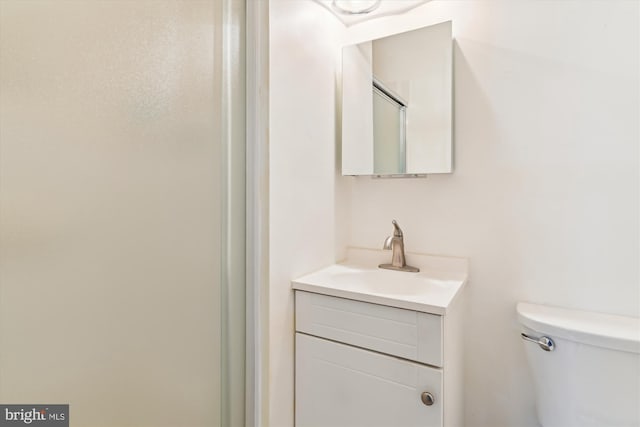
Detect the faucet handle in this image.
<box><xmin>391</xmin><ymin>220</ymin><xmax>403</xmax><ymax>238</ymax></box>
<box><xmin>383</xmin><ymin>235</ymin><xmax>393</xmax><ymax>250</ymax></box>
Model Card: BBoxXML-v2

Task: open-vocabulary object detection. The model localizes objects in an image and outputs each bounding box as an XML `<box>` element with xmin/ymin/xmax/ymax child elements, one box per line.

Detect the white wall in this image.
<box><xmin>268</xmin><ymin>1</ymin><xmax>348</xmax><ymax>426</ymax></box>
<box><xmin>346</xmin><ymin>1</ymin><xmax>639</xmax><ymax>426</ymax></box>
<box><xmin>0</xmin><ymin>2</ymin><xmax>226</xmax><ymax>426</ymax></box>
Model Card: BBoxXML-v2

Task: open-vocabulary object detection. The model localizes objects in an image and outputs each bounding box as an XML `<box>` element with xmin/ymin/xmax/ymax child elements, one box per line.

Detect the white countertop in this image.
<box><xmin>292</xmin><ymin>247</ymin><xmax>468</xmax><ymax>315</ymax></box>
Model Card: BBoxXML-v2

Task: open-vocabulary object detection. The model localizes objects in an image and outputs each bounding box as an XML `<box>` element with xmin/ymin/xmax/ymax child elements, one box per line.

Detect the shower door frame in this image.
<box><xmin>219</xmin><ymin>0</ymin><xmax>269</xmax><ymax>425</ymax></box>
<box><xmin>245</xmin><ymin>1</ymin><xmax>269</xmax><ymax>426</ymax></box>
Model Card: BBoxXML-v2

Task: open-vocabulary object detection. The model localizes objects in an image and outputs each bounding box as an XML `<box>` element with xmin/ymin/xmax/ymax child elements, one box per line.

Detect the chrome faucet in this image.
<box><xmin>379</xmin><ymin>220</ymin><xmax>420</xmax><ymax>272</ymax></box>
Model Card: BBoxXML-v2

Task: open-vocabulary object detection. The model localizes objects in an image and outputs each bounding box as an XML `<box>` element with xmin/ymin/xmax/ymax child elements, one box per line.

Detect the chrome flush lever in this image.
<box><xmin>521</xmin><ymin>333</ymin><xmax>555</xmax><ymax>352</ymax></box>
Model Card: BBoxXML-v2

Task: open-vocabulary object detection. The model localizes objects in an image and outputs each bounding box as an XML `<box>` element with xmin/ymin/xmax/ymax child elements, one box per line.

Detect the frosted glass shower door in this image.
<box><xmin>0</xmin><ymin>1</ymin><xmax>245</xmax><ymax>426</ymax></box>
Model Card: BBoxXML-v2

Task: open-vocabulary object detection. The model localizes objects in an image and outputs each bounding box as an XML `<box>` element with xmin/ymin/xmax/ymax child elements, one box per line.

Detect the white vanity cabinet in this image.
<box><xmin>294</xmin><ymin>290</ymin><xmax>464</xmax><ymax>427</ymax></box>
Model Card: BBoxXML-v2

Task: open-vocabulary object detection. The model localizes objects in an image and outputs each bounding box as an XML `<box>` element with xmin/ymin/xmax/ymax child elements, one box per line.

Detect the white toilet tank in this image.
<box><xmin>517</xmin><ymin>302</ymin><xmax>640</xmax><ymax>427</ymax></box>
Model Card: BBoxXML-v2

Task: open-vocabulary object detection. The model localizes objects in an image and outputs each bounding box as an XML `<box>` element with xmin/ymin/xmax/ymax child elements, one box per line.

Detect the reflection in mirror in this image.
<box><xmin>373</xmin><ymin>77</ymin><xmax>406</xmax><ymax>174</ymax></box>
<box><xmin>342</xmin><ymin>21</ymin><xmax>452</xmax><ymax>176</ymax></box>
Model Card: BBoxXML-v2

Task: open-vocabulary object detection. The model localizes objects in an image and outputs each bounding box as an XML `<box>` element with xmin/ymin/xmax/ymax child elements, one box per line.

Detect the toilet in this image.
<box><xmin>517</xmin><ymin>302</ymin><xmax>640</xmax><ymax>427</ymax></box>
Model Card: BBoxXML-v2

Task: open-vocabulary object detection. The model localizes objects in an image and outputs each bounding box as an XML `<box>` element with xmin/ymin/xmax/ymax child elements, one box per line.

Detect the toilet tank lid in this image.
<box><xmin>517</xmin><ymin>303</ymin><xmax>640</xmax><ymax>354</ymax></box>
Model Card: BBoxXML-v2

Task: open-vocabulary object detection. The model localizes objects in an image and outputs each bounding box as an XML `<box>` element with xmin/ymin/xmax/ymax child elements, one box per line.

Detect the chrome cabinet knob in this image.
<box><xmin>421</xmin><ymin>392</ymin><xmax>435</xmax><ymax>406</ymax></box>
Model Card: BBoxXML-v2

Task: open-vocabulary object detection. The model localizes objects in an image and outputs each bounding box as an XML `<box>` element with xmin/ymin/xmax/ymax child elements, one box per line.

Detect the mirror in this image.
<box><xmin>341</xmin><ymin>21</ymin><xmax>452</xmax><ymax>176</ymax></box>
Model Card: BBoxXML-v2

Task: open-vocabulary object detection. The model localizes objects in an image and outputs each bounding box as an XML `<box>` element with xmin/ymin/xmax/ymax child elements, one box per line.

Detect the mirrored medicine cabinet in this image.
<box><xmin>341</xmin><ymin>21</ymin><xmax>452</xmax><ymax>176</ymax></box>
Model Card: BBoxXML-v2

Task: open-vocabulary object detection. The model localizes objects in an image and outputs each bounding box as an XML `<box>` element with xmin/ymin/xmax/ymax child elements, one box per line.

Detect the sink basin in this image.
<box><xmin>330</xmin><ymin>270</ymin><xmax>450</xmax><ymax>296</ymax></box>
<box><xmin>292</xmin><ymin>248</ymin><xmax>468</xmax><ymax>315</ymax></box>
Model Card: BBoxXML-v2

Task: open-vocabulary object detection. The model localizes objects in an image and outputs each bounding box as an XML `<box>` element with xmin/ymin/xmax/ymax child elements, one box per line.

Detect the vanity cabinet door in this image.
<box><xmin>296</xmin><ymin>333</ymin><xmax>442</xmax><ymax>427</ymax></box>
